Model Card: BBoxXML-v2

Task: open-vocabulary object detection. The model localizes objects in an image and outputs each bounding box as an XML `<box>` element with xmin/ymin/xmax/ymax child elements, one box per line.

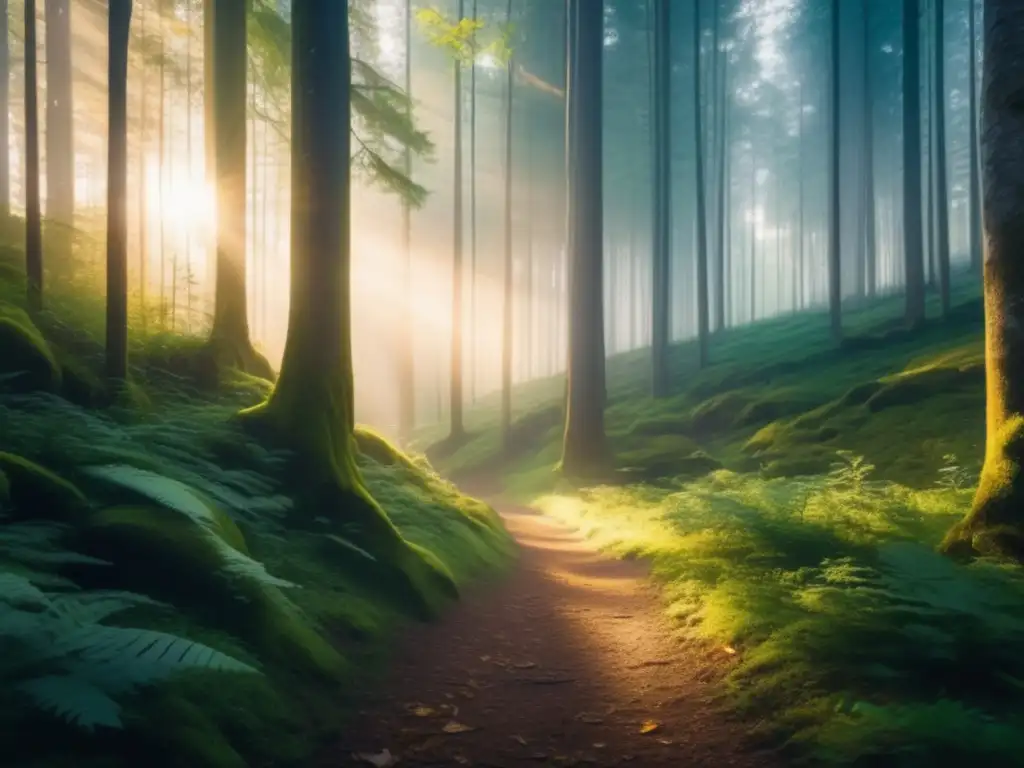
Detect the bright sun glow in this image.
<box><xmin>145</xmin><ymin>159</ymin><xmax>214</xmax><ymax>235</ymax></box>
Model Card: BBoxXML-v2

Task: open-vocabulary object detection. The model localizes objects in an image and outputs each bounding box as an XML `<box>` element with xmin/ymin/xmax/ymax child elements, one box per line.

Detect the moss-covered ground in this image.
<box><xmin>0</xmin><ymin>224</ymin><xmax>514</xmax><ymax>768</ymax></box>
<box><xmin>422</xmin><ymin>271</ymin><xmax>1024</xmax><ymax>765</ymax></box>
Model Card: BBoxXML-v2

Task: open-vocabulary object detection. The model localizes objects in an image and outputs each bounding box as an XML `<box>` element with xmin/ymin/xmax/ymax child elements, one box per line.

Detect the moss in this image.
<box><xmin>0</xmin><ymin>452</ymin><xmax>88</xmax><ymax>522</ymax></box>
<box><xmin>866</xmin><ymin>364</ymin><xmax>983</xmax><ymax>412</ymax></box>
<box><xmin>689</xmin><ymin>391</ymin><xmax>750</xmax><ymax>435</ymax></box>
<box><xmin>0</xmin><ymin>468</ymin><xmax>9</xmax><ymax>505</ymax></box>
<box><xmin>57</xmin><ymin>353</ymin><xmax>107</xmax><ymax>407</ymax></box>
<box><xmin>0</xmin><ymin>303</ymin><xmax>61</xmax><ymax>393</ymax></box>
<box><xmin>81</xmin><ymin>506</ymin><xmax>346</xmax><ymax>679</ymax></box>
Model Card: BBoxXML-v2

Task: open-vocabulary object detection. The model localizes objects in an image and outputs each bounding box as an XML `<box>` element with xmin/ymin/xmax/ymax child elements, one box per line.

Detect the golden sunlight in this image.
<box><xmin>145</xmin><ymin>158</ymin><xmax>214</xmax><ymax>236</ymax></box>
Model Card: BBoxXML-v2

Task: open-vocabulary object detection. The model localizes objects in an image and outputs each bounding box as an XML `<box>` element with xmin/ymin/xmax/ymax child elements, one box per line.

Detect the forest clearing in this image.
<box><xmin>1</xmin><ymin>0</ymin><xmax>1022</xmax><ymax>767</ymax></box>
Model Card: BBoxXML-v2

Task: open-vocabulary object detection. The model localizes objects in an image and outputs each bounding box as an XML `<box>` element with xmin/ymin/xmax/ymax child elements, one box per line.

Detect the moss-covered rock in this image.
<box><xmin>81</xmin><ymin>506</ymin><xmax>345</xmax><ymax>679</ymax></box>
<box><xmin>0</xmin><ymin>452</ymin><xmax>88</xmax><ymax>521</ymax></box>
<box><xmin>0</xmin><ymin>303</ymin><xmax>61</xmax><ymax>393</ymax></box>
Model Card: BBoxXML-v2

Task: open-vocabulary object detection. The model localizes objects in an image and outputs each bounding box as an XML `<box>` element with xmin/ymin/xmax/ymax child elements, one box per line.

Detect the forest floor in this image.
<box><xmin>329</xmin><ymin>495</ymin><xmax>780</xmax><ymax>768</ymax></box>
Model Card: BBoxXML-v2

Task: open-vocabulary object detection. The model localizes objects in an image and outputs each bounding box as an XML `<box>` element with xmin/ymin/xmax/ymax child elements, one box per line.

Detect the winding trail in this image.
<box><xmin>329</xmin><ymin>502</ymin><xmax>780</xmax><ymax>767</ymax></box>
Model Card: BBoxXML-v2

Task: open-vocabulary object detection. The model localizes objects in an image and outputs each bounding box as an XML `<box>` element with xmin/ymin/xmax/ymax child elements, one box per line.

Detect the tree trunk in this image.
<box><xmin>650</xmin><ymin>0</ymin><xmax>671</xmax><ymax>396</ymax></box>
<box><xmin>44</xmin><ymin>0</ymin><xmax>74</xmax><ymax>265</ymax></box>
<box><xmin>934</xmin><ymin>0</ymin><xmax>951</xmax><ymax>316</ymax></box>
<box><xmin>106</xmin><ymin>0</ymin><xmax>132</xmax><ymax>383</ymax></box>
<box><xmin>560</xmin><ymin>0</ymin><xmax>608</xmax><ymax>476</ymax></box>
<box><xmin>827</xmin><ymin>0</ymin><xmax>842</xmax><ymax>340</ymax></box>
<box><xmin>903</xmin><ymin>0</ymin><xmax>927</xmax><ymax>325</ymax></box>
<box><xmin>138</xmin><ymin>0</ymin><xmax>148</xmax><ymax>327</ymax></box>
<box><xmin>398</xmin><ymin>0</ymin><xmax>416</xmax><ymax>442</ymax></box>
<box><xmin>242</xmin><ymin>0</ymin><xmax>455</xmax><ymax>612</ymax></box>
<box><xmin>967</xmin><ymin>0</ymin><xmax>982</xmax><ymax>271</ymax></box>
<box><xmin>468</xmin><ymin>0</ymin><xmax>477</xmax><ymax>405</ymax></box>
<box><xmin>0</xmin><ymin>0</ymin><xmax>10</xmax><ymax>216</ymax></box>
<box><xmin>449</xmin><ymin>0</ymin><xmax>466</xmax><ymax>441</ymax></box>
<box><xmin>500</xmin><ymin>0</ymin><xmax>514</xmax><ymax>452</ymax></box>
<box><xmin>24</xmin><ymin>0</ymin><xmax>42</xmax><ymax>311</ymax></box>
<box><xmin>862</xmin><ymin>0</ymin><xmax>877</xmax><ymax>298</ymax></box>
<box><xmin>209</xmin><ymin>0</ymin><xmax>269</xmax><ymax>376</ymax></box>
<box><xmin>693</xmin><ymin>0</ymin><xmax>709</xmax><ymax>367</ymax></box>
<box><xmin>941</xmin><ymin>0</ymin><xmax>1024</xmax><ymax>560</ymax></box>
<box><xmin>713</xmin><ymin>13</ymin><xmax>728</xmax><ymax>333</ymax></box>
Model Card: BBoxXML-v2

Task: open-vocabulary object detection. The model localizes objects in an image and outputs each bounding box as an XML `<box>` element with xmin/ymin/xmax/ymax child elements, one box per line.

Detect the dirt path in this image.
<box><xmin>328</xmin><ymin>504</ymin><xmax>780</xmax><ymax>767</ymax></box>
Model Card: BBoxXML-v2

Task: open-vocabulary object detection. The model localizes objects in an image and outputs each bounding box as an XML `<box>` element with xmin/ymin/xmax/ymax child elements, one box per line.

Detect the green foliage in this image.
<box><xmin>415</xmin><ymin>7</ymin><xmax>515</xmax><ymax>65</ymax></box>
<box><xmin>0</xmin><ymin>517</ymin><xmax>257</xmax><ymax>732</ymax></box>
<box><xmin>536</xmin><ymin>456</ymin><xmax>1024</xmax><ymax>765</ymax></box>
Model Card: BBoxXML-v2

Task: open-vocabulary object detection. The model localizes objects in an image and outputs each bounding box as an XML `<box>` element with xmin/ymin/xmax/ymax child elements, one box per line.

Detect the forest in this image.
<box><xmin>0</xmin><ymin>0</ymin><xmax>1021</xmax><ymax>766</ymax></box>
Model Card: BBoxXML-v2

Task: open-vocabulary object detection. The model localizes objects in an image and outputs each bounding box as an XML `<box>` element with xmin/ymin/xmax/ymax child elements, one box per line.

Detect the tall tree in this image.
<box><xmin>243</xmin><ymin>0</ymin><xmax>455</xmax><ymax>609</ymax></box>
<box><xmin>827</xmin><ymin>0</ymin><xmax>842</xmax><ymax>340</ymax></box>
<box><xmin>650</xmin><ymin>0</ymin><xmax>671</xmax><ymax>396</ymax></box>
<box><xmin>208</xmin><ymin>0</ymin><xmax>270</xmax><ymax>376</ymax></box>
<box><xmin>903</xmin><ymin>0</ymin><xmax>927</xmax><ymax>325</ymax></box>
<box><xmin>861</xmin><ymin>0</ymin><xmax>877</xmax><ymax>298</ymax></box>
<box><xmin>44</xmin><ymin>0</ymin><xmax>74</xmax><ymax>261</ymax></box>
<box><xmin>449</xmin><ymin>0</ymin><xmax>466</xmax><ymax>441</ymax></box>
<box><xmin>967</xmin><ymin>0</ymin><xmax>982</xmax><ymax>271</ymax></box>
<box><xmin>560</xmin><ymin>0</ymin><xmax>608</xmax><ymax>476</ymax></box>
<box><xmin>933</xmin><ymin>0</ymin><xmax>951</xmax><ymax>315</ymax></box>
<box><xmin>106</xmin><ymin>0</ymin><xmax>133</xmax><ymax>383</ymax></box>
<box><xmin>398</xmin><ymin>0</ymin><xmax>416</xmax><ymax>442</ymax></box>
<box><xmin>693</xmin><ymin>0</ymin><xmax>709</xmax><ymax>366</ymax></box>
<box><xmin>941</xmin><ymin>0</ymin><xmax>1024</xmax><ymax>560</ymax></box>
<box><xmin>469</xmin><ymin>0</ymin><xmax>478</xmax><ymax>404</ymax></box>
<box><xmin>713</xmin><ymin>3</ymin><xmax>729</xmax><ymax>333</ymax></box>
<box><xmin>500</xmin><ymin>0</ymin><xmax>514</xmax><ymax>451</ymax></box>
<box><xmin>24</xmin><ymin>0</ymin><xmax>42</xmax><ymax>311</ymax></box>
<box><xmin>0</xmin><ymin>0</ymin><xmax>9</xmax><ymax>216</ymax></box>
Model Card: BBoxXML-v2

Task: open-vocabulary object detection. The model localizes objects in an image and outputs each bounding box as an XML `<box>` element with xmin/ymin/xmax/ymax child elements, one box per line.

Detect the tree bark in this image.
<box><xmin>967</xmin><ymin>0</ymin><xmax>982</xmax><ymax>271</ymax></box>
<box><xmin>827</xmin><ymin>0</ymin><xmax>842</xmax><ymax>340</ymax></box>
<box><xmin>560</xmin><ymin>0</ymin><xmax>608</xmax><ymax>476</ymax></box>
<box><xmin>934</xmin><ymin>0</ymin><xmax>951</xmax><ymax>316</ymax></box>
<box><xmin>0</xmin><ymin>0</ymin><xmax>10</xmax><ymax>216</ymax></box>
<box><xmin>398</xmin><ymin>0</ymin><xmax>416</xmax><ymax>442</ymax></box>
<box><xmin>942</xmin><ymin>0</ymin><xmax>1024</xmax><ymax>560</ymax></box>
<box><xmin>44</xmin><ymin>0</ymin><xmax>73</xmax><ymax>264</ymax></box>
<box><xmin>106</xmin><ymin>0</ymin><xmax>132</xmax><ymax>383</ymax></box>
<box><xmin>242</xmin><ymin>0</ymin><xmax>455</xmax><ymax>611</ymax></box>
<box><xmin>500</xmin><ymin>0</ymin><xmax>514</xmax><ymax>452</ymax></box>
<box><xmin>449</xmin><ymin>0</ymin><xmax>466</xmax><ymax>441</ymax></box>
<box><xmin>650</xmin><ymin>0</ymin><xmax>671</xmax><ymax>396</ymax></box>
<box><xmin>903</xmin><ymin>0</ymin><xmax>927</xmax><ymax>325</ymax></box>
<box><xmin>24</xmin><ymin>0</ymin><xmax>42</xmax><ymax>311</ymax></box>
<box><xmin>693</xmin><ymin>0</ymin><xmax>709</xmax><ymax>367</ymax></box>
<box><xmin>862</xmin><ymin>0</ymin><xmax>877</xmax><ymax>298</ymax></box>
<box><xmin>208</xmin><ymin>0</ymin><xmax>269</xmax><ymax>376</ymax></box>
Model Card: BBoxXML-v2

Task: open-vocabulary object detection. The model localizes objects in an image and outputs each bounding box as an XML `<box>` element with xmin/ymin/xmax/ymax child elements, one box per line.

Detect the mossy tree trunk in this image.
<box><xmin>44</xmin><ymin>0</ymin><xmax>74</xmax><ymax>266</ymax></box>
<box><xmin>24</xmin><ymin>0</ymin><xmax>42</xmax><ymax>312</ymax></box>
<box><xmin>207</xmin><ymin>0</ymin><xmax>270</xmax><ymax>379</ymax></box>
<box><xmin>941</xmin><ymin>0</ymin><xmax>1024</xmax><ymax>561</ymax></box>
<box><xmin>0</xmin><ymin>0</ymin><xmax>9</xmax><ymax>217</ymax></box>
<box><xmin>903</xmin><ymin>0</ymin><xmax>927</xmax><ymax>326</ymax></box>
<box><xmin>105</xmin><ymin>0</ymin><xmax>132</xmax><ymax>383</ymax></box>
<box><xmin>560</xmin><ymin>0</ymin><xmax>609</xmax><ymax>477</ymax></box>
<box><xmin>242</xmin><ymin>0</ymin><xmax>454</xmax><ymax>613</ymax></box>
<box><xmin>649</xmin><ymin>0</ymin><xmax>671</xmax><ymax>397</ymax></box>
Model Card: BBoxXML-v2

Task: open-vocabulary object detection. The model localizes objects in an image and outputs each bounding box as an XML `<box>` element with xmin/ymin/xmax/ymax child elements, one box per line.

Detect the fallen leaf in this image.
<box><xmin>445</xmin><ymin>693</ymin><xmax>455</xmax><ymax>700</ymax></box>
<box><xmin>352</xmin><ymin>749</ymin><xmax>397</xmax><ymax>767</ymax></box>
<box><xmin>656</xmin><ymin>738</ymin><xmax>674</xmax><ymax>745</ymax></box>
<box><xmin>479</xmin><ymin>655</ymin><xmax>491</xmax><ymax>662</ymax></box>
<box><xmin>409</xmin><ymin>705</ymin><xmax>436</xmax><ymax>717</ymax></box>
<box><xmin>511</xmin><ymin>735</ymin><xmax>528</xmax><ymax>746</ymax></box>
<box><xmin>454</xmin><ymin>756</ymin><xmax>470</xmax><ymax>765</ymax></box>
<box><xmin>592</xmin><ymin>743</ymin><xmax>606</xmax><ymax>749</ymax></box>
<box><xmin>639</xmin><ymin>720</ymin><xmax>661</xmax><ymax>734</ymax></box>
<box><xmin>513</xmin><ymin>661</ymin><xmax>537</xmax><ymax>670</ymax></box>
<box><xmin>442</xmin><ymin>721</ymin><xmax>475</xmax><ymax>734</ymax></box>
<box><xmin>722</xmin><ymin>645</ymin><xmax>737</xmax><ymax>655</ymax></box>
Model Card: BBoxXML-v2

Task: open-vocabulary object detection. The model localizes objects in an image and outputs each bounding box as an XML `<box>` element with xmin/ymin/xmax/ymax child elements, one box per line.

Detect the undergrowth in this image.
<box><xmin>536</xmin><ymin>454</ymin><xmax>1024</xmax><ymax>765</ymax></box>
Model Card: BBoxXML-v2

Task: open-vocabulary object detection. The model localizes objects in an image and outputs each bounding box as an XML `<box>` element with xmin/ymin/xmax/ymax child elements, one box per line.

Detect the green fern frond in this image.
<box><xmin>82</xmin><ymin>465</ymin><xmax>222</xmax><ymax>532</ymax></box>
<box><xmin>19</xmin><ymin>675</ymin><xmax>123</xmax><ymax>731</ymax></box>
<box><xmin>47</xmin><ymin>591</ymin><xmax>163</xmax><ymax>625</ymax></box>
<box><xmin>0</xmin><ymin>572</ymin><xmax>51</xmax><ymax>608</ymax></box>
